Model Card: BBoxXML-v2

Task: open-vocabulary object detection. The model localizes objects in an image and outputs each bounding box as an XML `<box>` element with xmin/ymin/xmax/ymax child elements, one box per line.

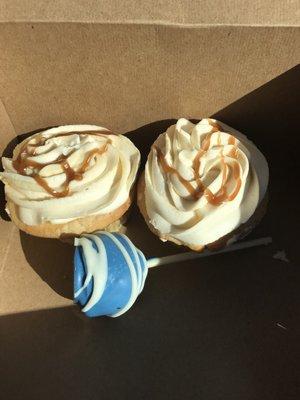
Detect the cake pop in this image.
<box><xmin>74</xmin><ymin>232</ymin><xmax>271</xmax><ymax>317</ymax></box>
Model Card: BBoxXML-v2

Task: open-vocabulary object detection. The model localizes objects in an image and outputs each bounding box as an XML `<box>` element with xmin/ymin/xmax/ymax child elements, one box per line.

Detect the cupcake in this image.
<box><xmin>138</xmin><ymin>118</ymin><xmax>269</xmax><ymax>251</ymax></box>
<box><xmin>0</xmin><ymin>125</ymin><xmax>140</xmax><ymax>238</ymax></box>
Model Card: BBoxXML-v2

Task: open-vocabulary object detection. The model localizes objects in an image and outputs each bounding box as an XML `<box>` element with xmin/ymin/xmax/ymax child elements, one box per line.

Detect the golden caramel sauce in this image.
<box><xmin>155</xmin><ymin>147</ymin><xmax>197</xmax><ymax>196</ymax></box>
<box><xmin>228</xmin><ymin>135</ymin><xmax>236</xmax><ymax>145</ymax></box>
<box><xmin>12</xmin><ymin>130</ymin><xmax>113</xmax><ymax>197</ymax></box>
<box><xmin>227</xmin><ymin>147</ymin><xmax>239</xmax><ymax>159</ymax></box>
<box><xmin>207</xmin><ymin>119</ymin><xmax>221</xmax><ymax>132</ymax></box>
<box><xmin>192</xmin><ymin>149</ymin><xmax>205</xmax><ymax>198</ymax></box>
<box><xmin>227</xmin><ymin>162</ymin><xmax>242</xmax><ymax>201</ymax></box>
<box><xmin>156</xmin><ymin>120</ymin><xmax>242</xmax><ymax>206</ymax></box>
<box><xmin>201</xmin><ymin>132</ymin><xmax>213</xmax><ymax>152</ymax></box>
<box><xmin>33</xmin><ymin>174</ymin><xmax>69</xmax><ymax>198</ymax></box>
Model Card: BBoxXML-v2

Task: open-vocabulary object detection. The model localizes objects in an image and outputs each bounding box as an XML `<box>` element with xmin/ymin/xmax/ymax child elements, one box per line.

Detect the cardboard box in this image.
<box><xmin>0</xmin><ymin>2</ymin><xmax>299</xmax><ymax>399</ymax></box>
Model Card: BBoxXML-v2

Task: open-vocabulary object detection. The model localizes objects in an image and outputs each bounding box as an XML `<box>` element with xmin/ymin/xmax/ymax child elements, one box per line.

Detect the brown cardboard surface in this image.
<box><xmin>0</xmin><ymin>65</ymin><xmax>299</xmax><ymax>316</ymax></box>
<box><xmin>0</xmin><ymin>65</ymin><xmax>299</xmax><ymax>400</ymax></box>
<box><xmin>0</xmin><ymin>6</ymin><xmax>299</xmax><ymax>316</ymax></box>
<box><xmin>0</xmin><ymin>0</ymin><xmax>299</xmax><ymax>25</ymax></box>
<box><xmin>0</xmin><ymin>227</ymin><xmax>74</xmax><ymax>314</ymax></box>
<box><xmin>0</xmin><ymin>102</ymin><xmax>74</xmax><ymax>314</ymax></box>
<box><xmin>0</xmin><ymin>24</ymin><xmax>299</xmax><ymax>136</ymax></box>
<box><xmin>0</xmin><ymin>2</ymin><xmax>299</xmax><ymax>392</ymax></box>
<box><xmin>0</xmin><ymin>99</ymin><xmax>15</xmax><ymax>149</ymax></box>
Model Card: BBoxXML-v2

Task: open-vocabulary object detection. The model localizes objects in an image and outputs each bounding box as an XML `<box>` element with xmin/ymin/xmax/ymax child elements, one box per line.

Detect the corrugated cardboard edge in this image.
<box><xmin>0</xmin><ymin>99</ymin><xmax>16</xmax><ymax>148</ymax></box>
<box><xmin>0</xmin><ymin>0</ymin><xmax>299</xmax><ymax>26</ymax></box>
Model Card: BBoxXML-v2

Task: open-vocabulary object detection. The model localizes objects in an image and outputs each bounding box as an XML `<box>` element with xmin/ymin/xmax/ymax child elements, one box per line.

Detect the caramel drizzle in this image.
<box><xmin>228</xmin><ymin>135</ymin><xmax>236</xmax><ymax>145</ymax></box>
<box><xmin>156</xmin><ymin>148</ymin><xmax>197</xmax><ymax>196</ymax></box>
<box><xmin>13</xmin><ymin>130</ymin><xmax>112</xmax><ymax>198</ymax></box>
<box><xmin>156</xmin><ymin>121</ymin><xmax>241</xmax><ymax>206</ymax></box>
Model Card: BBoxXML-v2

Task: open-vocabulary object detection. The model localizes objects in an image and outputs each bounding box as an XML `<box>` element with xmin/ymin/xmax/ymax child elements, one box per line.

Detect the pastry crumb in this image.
<box><xmin>275</xmin><ymin>322</ymin><xmax>288</xmax><ymax>330</ymax></box>
<box><xmin>273</xmin><ymin>250</ymin><xmax>289</xmax><ymax>262</ymax></box>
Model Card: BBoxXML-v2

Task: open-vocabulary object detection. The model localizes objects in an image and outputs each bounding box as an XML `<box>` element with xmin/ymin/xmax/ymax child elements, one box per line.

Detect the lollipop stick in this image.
<box><xmin>147</xmin><ymin>237</ymin><xmax>272</xmax><ymax>268</ymax></box>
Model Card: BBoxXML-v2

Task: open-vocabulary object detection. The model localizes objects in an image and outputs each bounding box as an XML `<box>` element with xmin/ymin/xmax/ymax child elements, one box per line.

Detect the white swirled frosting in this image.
<box><xmin>0</xmin><ymin>125</ymin><xmax>140</xmax><ymax>225</ymax></box>
<box><xmin>143</xmin><ymin>118</ymin><xmax>268</xmax><ymax>248</ymax></box>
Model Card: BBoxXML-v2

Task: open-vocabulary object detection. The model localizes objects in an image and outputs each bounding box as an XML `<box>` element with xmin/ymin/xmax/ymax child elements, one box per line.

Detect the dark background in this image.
<box><xmin>0</xmin><ymin>65</ymin><xmax>300</xmax><ymax>400</ymax></box>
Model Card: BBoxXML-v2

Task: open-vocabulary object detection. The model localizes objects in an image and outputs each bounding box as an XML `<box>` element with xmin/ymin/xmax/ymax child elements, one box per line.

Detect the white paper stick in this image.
<box><xmin>147</xmin><ymin>237</ymin><xmax>272</xmax><ymax>269</ymax></box>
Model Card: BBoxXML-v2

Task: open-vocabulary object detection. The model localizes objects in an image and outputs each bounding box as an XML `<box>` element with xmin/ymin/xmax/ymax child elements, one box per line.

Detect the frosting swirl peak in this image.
<box><xmin>143</xmin><ymin>118</ymin><xmax>268</xmax><ymax>248</ymax></box>
<box><xmin>0</xmin><ymin>125</ymin><xmax>140</xmax><ymax>225</ymax></box>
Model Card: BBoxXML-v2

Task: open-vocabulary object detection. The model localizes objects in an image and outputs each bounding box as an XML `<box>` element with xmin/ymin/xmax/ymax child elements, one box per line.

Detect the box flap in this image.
<box><xmin>0</xmin><ymin>23</ymin><xmax>299</xmax><ymax>136</ymax></box>
<box><xmin>0</xmin><ymin>102</ymin><xmax>73</xmax><ymax>315</ymax></box>
<box><xmin>0</xmin><ymin>3</ymin><xmax>299</xmax><ymax>316</ymax></box>
<box><xmin>0</xmin><ymin>228</ymin><xmax>74</xmax><ymax>315</ymax></box>
<box><xmin>0</xmin><ymin>0</ymin><xmax>299</xmax><ymax>26</ymax></box>
<box><xmin>0</xmin><ymin>99</ymin><xmax>16</xmax><ymax>149</ymax></box>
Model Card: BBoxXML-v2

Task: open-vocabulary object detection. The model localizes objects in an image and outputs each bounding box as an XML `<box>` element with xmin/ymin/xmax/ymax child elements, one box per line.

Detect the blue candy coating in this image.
<box><xmin>74</xmin><ymin>232</ymin><xmax>148</xmax><ymax>317</ymax></box>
